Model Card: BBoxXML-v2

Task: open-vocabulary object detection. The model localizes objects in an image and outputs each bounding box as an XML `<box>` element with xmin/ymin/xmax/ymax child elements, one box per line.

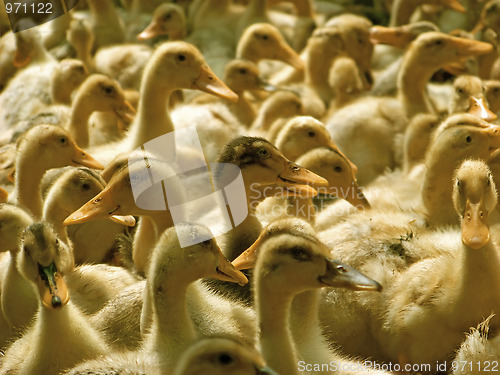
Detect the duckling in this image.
<box><xmin>325</xmin><ymin>56</ymin><xmax>364</xmax><ymax>113</ymax></box>
<box><xmin>10</xmin><ymin>124</ymin><xmax>103</xmax><ymax>219</ymax></box>
<box><xmin>61</xmin><ymin>224</ymin><xmax>250</xmax><ymax>373</ymax></box>
<box><xmin>234</xmin><ymin>218</ymin><xmax>383</xmax><ymax>375</ymax></box>
<box><xmin>42</xmin><ymin>167</ymin><xmax>134</xmax><ymax>264</ymax></box>
<box><xmin>376</xmin><ymin>159</ymin><xmax>500</xmax><ymax>367</ymax></box>
<box><xmin>0</xmin><ymin>222</ymin><xmax>110</xmax><ymax>375</ymax></box>
<box><xmin>65</xmin><ymin>18</ymin><xmax>95</xmax><ymax>73</ymax></box>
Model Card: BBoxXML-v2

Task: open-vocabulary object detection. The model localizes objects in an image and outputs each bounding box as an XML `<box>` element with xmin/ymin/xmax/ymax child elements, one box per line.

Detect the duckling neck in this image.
<box><xmin>134</xmin><ymin>213</ymin><xmax>175</xmax><ymax>276</ymax></box>
<box><xmin>42</xmin><ymin>199</ymin><xmax>71</xmax><ymax>243</ymax></box>
<box><xmin>15</xmin><ymin>159</ymin><xmax>45</xmax><ymax>219</ymax></box>
<box><xmin>398</xmin><ymin>49</ymin><xmax>436</xmax><ymax>118</ymax></box>
<box><xmin>422</xmin><ymin>164</ymin><xmax>457</xmax><ymax>226</ymax></box>
<box><xmin>145</xmin><ymin>276</ymin><xmax>196</xmax><ymax>363</ymax></box>
<box><xmin>34</xmin><ymin>302</ymin><xmax>109</xmax><ymax>370</ymax></box>
<box><xmin>305</xmin><ymin>48</ymin><xmax>339</xmax><ymax>104</ymax></box>
<box><xmin>389</xmin><ymin>0</ymin><xmax>421</xmax><ymax>27</ymax></box>
<box><xmin>256</xmin><ymin>281</ymin><xmax>299</xmax><ymax>375</ymax></box>
<box><xmin>228</xmin><ymin>92</ymin><xmax>256</xmax><ymax>126</ymax></box>
<box><xmin>67</xmin><ymin>93</ymin><xmax>98</xmax><ymax>148</ymax></box>
<box><xmin>127</xmin><ymin>78</ymin><xmax>175</xmax><ymax>151</ymax></box>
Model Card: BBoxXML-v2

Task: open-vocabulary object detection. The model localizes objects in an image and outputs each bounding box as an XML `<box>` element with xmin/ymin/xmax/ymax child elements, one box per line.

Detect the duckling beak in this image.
<box><xmin>0</xmin><ymin>186</ymin><xmax>7</xmax><ymax>203</ymax></box>
<box><xmin>343</xmin><ymin>181</ymin><xmax>371</xmax><ymax>210</ymax></box>
<box><xmin>193</xmin><ymin>65</ymin><xmax>239</xmax><ymax>102</ymax></box>
<box><xmin>443</xmin><ymin>60</ymin><xmax>469</xmax><ymax>76</ymax></box>
<box><xmin>232</xmin><ymin>230</ymin><xmax>265</xmax><ymax>270</ymax></box>
<box><xmin>114</xmin><ymin>100</ymin><xmax>136</xmax><ymax>124</ymax></box>
<box><xmin>278</xmin><ymin>162</ymin><xmax>328</xmax><ymax>198</ymax></box>
<box><xmin>37</xmin><ymin>262</ymin><xmax>70</xmax><ymax>309</ymax></box>
<box><xmin>461</xmin><ymin>200</ymin><xmax>491</xmax><ymax>249</ymax></box>
<box><xmin>369</xmin><ymin>26</ymin><xmax>413</xmax><ymax>49</ymax></box>
<box><xmin>63</xmin><ymin>188</ymin><xmax>118</xmax><ymax>226</ymax></box>
<box><xmin>72</xmin><ymin>145</ymin><xmax>104</xmax><ymax>170</ymax></box>
<box><xmin>213</xmin><ymin>246</ymin><xmax>249</xmax><ymax>285</ymax></box>
<box><xmin>454</xmin><ymin>37</ymin><xmax>493</xmax><ymax>57</ymax></box>
<box><xmin>137</xmin><ymin>20</ymin><xmax>163</xmax><ymax>40</ymax></box>
<box><xmin>257</xmin><ymin>366</ymin><xmax>279</xmax><ymax>375</ymax></box>
<box><xmin>13</xmin><ymin>51</ymin><xmax>31</xmax><ymax>68</ymax></box>
<box><xmin>468</xmin><ymin>97</ymin><xmax>498</xmax><ymax>122</ymax></box>
<box><xmin>319</xmin><ymin>259</ymin><xmax>382</xmax><ymax>292</ymax></box>
<box><xmin>276</xmin><ymin>44</ymin><xmax>305</xmax><ymax>71</ymax></box>
<box><xmin>109</xmin><ymin>215</ymin><xmax>136</xmax><ymax>227</ymax></box>
<box><xmin>438</xmin><ymin>0</ymin><xmax>466</xmax><ymax>13</ymax></box>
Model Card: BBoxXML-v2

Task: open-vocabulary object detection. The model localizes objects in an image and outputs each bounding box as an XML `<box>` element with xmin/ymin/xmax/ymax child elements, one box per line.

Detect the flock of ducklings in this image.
<box><xmin>1</xmin><ymin>0</ymin><xmax>500</xmax><ymax>374</ymax></box>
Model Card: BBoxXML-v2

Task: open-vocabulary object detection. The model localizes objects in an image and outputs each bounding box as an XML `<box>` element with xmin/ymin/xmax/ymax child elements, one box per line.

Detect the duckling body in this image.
<box><xmin>0</xmin><ymin>223</ymin><xmax>110</xmax><ymax>375</ymax></box>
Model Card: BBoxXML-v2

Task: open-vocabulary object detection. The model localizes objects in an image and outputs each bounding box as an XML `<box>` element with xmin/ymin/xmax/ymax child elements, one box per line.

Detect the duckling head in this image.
<box><xmin>296</xmin><ymin>147</ymin><xmax>370</xmax><ymax>209</ymax></box>
<box><xmin>143</xmin><ymin>41</ymin><xmax>238</xmax><ymax>102</ymax></box>
<box><xmin>18</xmin><ymin>222</ymin><xmax>74</xmax><ymax>309</ymax></box>
<box><xmin>223</xmin><ymin>59</ymin><xmax>275</xmax><ymax>94</ymax></box>
<box><xmin>234</xmin><ymin>218</ymin><xmax>381</xmax><ymax>292</ymax></box>
<box><xmin>450</xmin><ymin>75</ymin><xmax>497</xmax><ymax>122</ymax></box>
<box><xmin>149</xmin><ymin>224</ymin><xmax>248</xmax><ymax>290</ymax></box>
<box><xmin>215</xmin><ymin>136</ymin><xmax>327</xmax><ymax>198</ymax></box>
<box><xmin>408</xmin><ymin>32</ymin><xmax>493</xmax><ymax>68</ymax></box>
<box><xmin>17</xmin><ymin>125</ymin><xmax>104</xmax><ymax>171</ymax></box>
<box><xmin>484</xmin><ymin>80</ymin><xmax>500</xmax><ymax>114</ymax></box>
<box><xmin>453</xmin><ymin>160</ymin><xmax>497</xmax><ymax>249</ymax></box>
<box><xmin>137</xmin><ymin>3</ymin><xmax>186</xmax><ymax>41</ymax></box>
<box><xmin>75</xmin><ymin>74</ymin><xmax>136</xmax><ymax>123</ymax></box>
<box><xmin>63</xmin><ymin>152</ymin><xmax>182</xmax><ymax>225</ymax></box>
<box><xmin>173</xmin><ymin>335</ymin><xmax>277</xmax><ymax>375</ymax></box>
<box><xmin>237</xmin><ymin>23</ymin><xmax>304</xmax><ymax>70</ymax></box>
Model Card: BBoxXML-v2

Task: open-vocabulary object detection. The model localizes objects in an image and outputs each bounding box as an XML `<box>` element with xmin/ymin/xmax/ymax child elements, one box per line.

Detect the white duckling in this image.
<box><xmin>0</xmin><ymin>222</ymin><xmax>110</xmax><ymax>374</ymax></box>
<box><xmin>49</xmin><ymin>59</ymin><xmax>89</xmax><ymax>105</ymax></box>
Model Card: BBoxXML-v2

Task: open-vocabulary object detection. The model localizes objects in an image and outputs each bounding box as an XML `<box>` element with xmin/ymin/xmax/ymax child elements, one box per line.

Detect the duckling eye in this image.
<box><xmin>456</xmin><ymin>87</ymin><xmax>464</xmax><ymax>94</ymax></box>
<box><xmin>102</xmin><ymin>86</ymin><xmax>114</xmax><ymax>95</ymax></box>
<box><xmin>82</xmin><ymin>183</ymin><xmax>90</xmax><ymax>191</ymax></box>
<box><xmin>308</xmin><ymin>131</ymin><xmax>315</xmax><ymax>137</ymax></box>
<box><xmin>163</xmin><ymin>13</ymin><xmax>172</xmax><ymax>21</ymax></box>
<box><xmin>239</xmin><ymin>68</ymin><xmax>247</xmax><ymax>74</ymax></box>
<box><xmin>465</xmin><ymin>135</ymin><xmax>472</xmax><ymax>143</ymax></box>
<box><xmin>59</xmin><ymin>136</ymin><xmax>68</xmax><ymax>145</ymax></box>
<box><xmin>261</xmin><ymin>34</ymin><xmax>269</xmax><ymax>41</ymax></box>
<box><xmin>334</xmin><ymin>166</ymin><xmax>343</xmax><ymax>173</ymax></box>
<box><xmin>55</xmin><ymin>238</ymin><xmax>59</xmax><ymax>246</ymax></box>
<box><xmin>290</xmin><ymin>246</ymin><xmax>310</xmax><ymax>261</ymax></box>
<box><xmin>258</xmin><ymin>148</ymin><xmax>270</xmax><ymax>158</ymax></box>
<box><xmin>457</xmin><ymin>179</ymin><xmax>461</xmax><ymax>187</ymax></box>
<box><xmin>218</xmin><ymin>353</ymin><xmax>234</xmax><ymax>365</ymax></box>
<box><xmin>434</xmin><ymin>39</ymin><xmax>444</xmax><ymax>46</ymax></box>
<box><xmin>177</xmin><ymin>54</ymin><xmax>186</xmax><ymax>61</ymax></box>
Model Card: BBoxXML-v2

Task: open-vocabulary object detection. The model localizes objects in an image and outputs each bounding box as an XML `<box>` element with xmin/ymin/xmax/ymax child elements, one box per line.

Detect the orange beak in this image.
<box><xmin>461</xmin><ymin>199</ymin><xmax>490</xmax><ymax>249</ymax></box>
<box><xmin>193</xmin><ymin>65</ymin><xmax>239</xmax><ymax>102</ymax></box>
<box><xmin>37</xmin><ymin>263</ymin><xmax>70</xmax><ymax>310</ymax></box>
<box><xmin>468</xmin><ymin>97</ymin><xmax>498</xmax><ymax>122</ymax></box>
<box><xmin>63</xmin><ymin>188</ymin><xmax>117</xmax><ymax>226</ymax></box>
<box><xmin>72</xmin><ymin>145</ymin><xmax>104</xmax><ymax>170</ymax></box>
